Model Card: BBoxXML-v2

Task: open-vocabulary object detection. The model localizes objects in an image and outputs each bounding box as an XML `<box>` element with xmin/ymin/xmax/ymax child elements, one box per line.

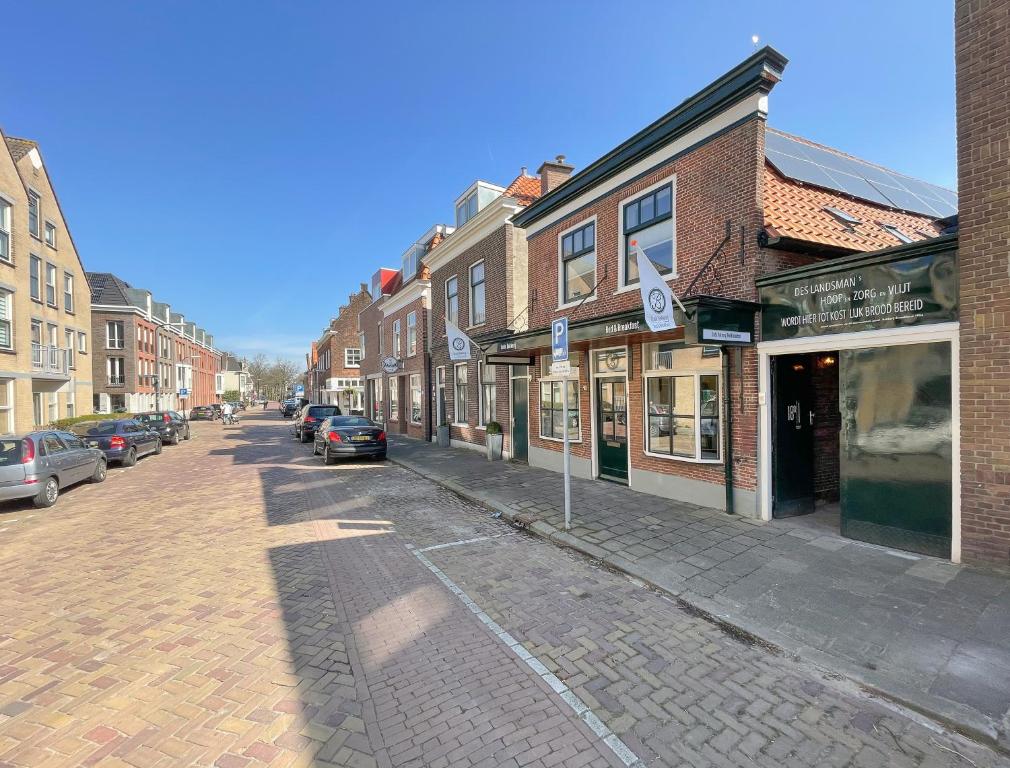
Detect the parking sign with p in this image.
<box><xmin>552</xmin><ymin>317</ymin><xmax>569</xmax><ymax>362</ymax></box>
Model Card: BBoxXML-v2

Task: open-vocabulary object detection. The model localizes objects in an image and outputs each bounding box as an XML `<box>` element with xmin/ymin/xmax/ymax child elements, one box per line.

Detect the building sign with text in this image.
<box><xmin>759</xmin><ymin>247</ymin><xmax>958</xmax><ymax>342</ymax></box>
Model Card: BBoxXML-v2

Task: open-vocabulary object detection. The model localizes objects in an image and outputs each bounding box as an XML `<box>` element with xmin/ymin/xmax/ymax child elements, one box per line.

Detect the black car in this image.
<box><xmin>281</xmin><ymin>400</ymin><xmax>300</xmax><ymax>419</ymax></box>
<box><xmin>70</xmin><ymin>419</ymin><xmax>161</xmax><ymax>466</ymax></box>
<box><xmin>134</xmin><ymin>411</ymin><xmax>191</xmax><ymax>445</ymax></box>
<box><xmin>312</xmin><ymin>416</ymin><xmax>386</xmax><ymax>464</ymax></box>
<box><xmin>293</xmin><ymin>404</ymin><xmax>341</xmax><ymax>442</ymax></box>
<box><xmin>189</xmin><ymin>405</ymin><xmax>216</xmax><ymax>420</ymax></box>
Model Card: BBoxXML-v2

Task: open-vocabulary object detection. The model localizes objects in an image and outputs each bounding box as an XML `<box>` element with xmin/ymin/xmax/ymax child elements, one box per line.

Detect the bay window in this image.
<box><xmin>643</xmin><ymin>343</ymin><xmax>720</xmax><ymax>461</ymax></box>
<box><xmin>623</xmin><ymin>182</ymin><xmax>674</xmax><ymax>285</ymax></box>
<box><xmin>561</xmin><ymin>221</ymin><xmax>595</xmax><ymax>304</ymax></box>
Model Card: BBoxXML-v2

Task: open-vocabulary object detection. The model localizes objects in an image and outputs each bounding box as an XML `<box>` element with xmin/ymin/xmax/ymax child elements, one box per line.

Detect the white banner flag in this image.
<box><xmin>445</xmin><ymin>317</ymin><xmax>474</xmax><ymax>361</ymax></box>
<box><xmin>632</xmin><ymin>240</ymin><xmax>678</xmax><ymax>332</ymax></box>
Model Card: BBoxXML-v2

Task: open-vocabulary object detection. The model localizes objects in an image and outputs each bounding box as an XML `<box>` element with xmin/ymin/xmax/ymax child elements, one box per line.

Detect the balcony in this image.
<box><xmin>31</xmin><ymin>344</ymin><xmax>69</xmax><ymax>378</ymax></box>
<box><xmin>107</xmin><ymin>375</ymin><xmax>125</xmax><ymax>386</ymax></box>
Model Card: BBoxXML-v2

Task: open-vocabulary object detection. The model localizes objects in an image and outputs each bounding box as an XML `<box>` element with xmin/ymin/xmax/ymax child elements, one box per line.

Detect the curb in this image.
<box><xmin>387</xmin><ymin>452</ymin><xmax>1009</xmax><ymax>756</ymax></box>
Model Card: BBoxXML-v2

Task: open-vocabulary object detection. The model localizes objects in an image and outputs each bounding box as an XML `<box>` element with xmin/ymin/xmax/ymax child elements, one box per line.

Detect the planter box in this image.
<box><xmin>486</xmin><ymin>433</ymin><xmax>503</xmax><ymax>461</ymax></box>
<box><xmin>436</xmin><ymin>425</ymin><xmax>451</xmax><ymax>448</ymax></box>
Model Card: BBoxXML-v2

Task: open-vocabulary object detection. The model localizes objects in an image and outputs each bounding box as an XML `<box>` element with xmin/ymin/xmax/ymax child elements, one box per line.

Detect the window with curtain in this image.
<box><xmin>479</xmin><ymin>362</ymin><xmax>495</xmax><ymax>426</ymax></box>
<box><xmin>623</xmin><ymin>183</ymin><xmax>674</xmax><ymax>285</ymax></box>
<box><xmin>454</xmin><ymin>363</ymin><xmax>468</xmax><ymax>424</ymax></box>
<box><xmin>561</xmin><ymin>221</ymin><xmax>595</xmax><ymax>304</ymax></box>
<box><xmin>470</xmin><ymin>262</ymin><xmax>486</xmax><ymax>325</ymax></box>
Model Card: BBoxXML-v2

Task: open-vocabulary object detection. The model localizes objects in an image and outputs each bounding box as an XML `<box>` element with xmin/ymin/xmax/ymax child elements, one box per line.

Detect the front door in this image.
<box><xmin>839</xmin><ymin>342</ymin><xmax>952</xmax><ymax>557</ymax></box>
<box><xmin>772</xmin><ymin>354</ymin><xmax>815</xmax><ymax>517</ymax></box>
<box><xmin>596</xmin><ymin>378</ymin><xmax>628</xmax><ymax>482</ymax></box>
<box><xmin>510</xmin><ymin>366</ymin><xmax>528</xmax><ymax>463</ymax></box>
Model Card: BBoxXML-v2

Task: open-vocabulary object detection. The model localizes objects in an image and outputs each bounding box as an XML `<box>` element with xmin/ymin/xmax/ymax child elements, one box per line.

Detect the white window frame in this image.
<box><xmin>0</xmin><ymin>379</ymin><xmax>13</xmax><ymax>434</ymax></box>
<box><xmin>0</xmin><ymin>195</ymin><xmax>12</xmax><ymax>263</ymax></box>
<box><xmin>44</xmin><ymin>262</ymin><xmax>57</xmax><ymax>307</ymax></box>
<box><xmin>478</xmin><ymin>361</ymin><xmax>496</xmax><ymax>428</ymax></box>
<box><xmin>108</xmin><ymin>357</ymin><xmax>125</xmax><ymax>385</ymax></box>
<box><xmin>106</xmin><ymin>320</ymin><xmax>124</xmax><ymax>349</ymax></box>
<box><xmin>0</xmin><ymin>290</ymin><xmax>12</xmax><ymax>351</ymax></box>
<box><xmin>617</xmin><ymin>176</ymin><xmax>677</xmax><ymax>292</ymax></box>
<box><xmin>409</xmin><ymin>373</ymin><xmax>422</xmax><ymax>424</ymax></box>
<box><xmin>65</xmin><ymin>329</ymin><xmax>75</xmax><ymax>369</ymax></box>
<box><xmin>406</xmin><ymin>311</ymin><xmax>417</xmax><ymax>356</ymax></box>
<box><xmin>392</xmin><ymin>318</ymin><xmax>401</xmax><ymax>357</ymax></box>
<box><xmin>640</xmin><ymin>342</ymin><xmax>722</xmax><ymax>464</ymax></box>
<box><xmin>63</xmin><ymin>272</ymin><xmax>74</xmax><ymax>313</ymax></box>
<box><xmin>28</xmin><ymin>190</ymin><xmax>40</xmax><ymax>239</ymax></box>
<box><xmin>29</xmin><ymin>255</ymin><xmax>41</xmax><ymax>301</ymax></box>
<box><xmin>453</xmin><ymin>363</ymin><xmax>468</xmax><ymax>426</ymax></box>
<box><xmin>344</xmin><ymin>348</ymin><xmax>362</xmax><ymax>368</ymax></box>
<box><xmin>538</xmin><ymin>370</ymin><xmax>581</xmax><ymax>443</ymax></box>
<box><xmin>469</xmin><ymin>261</ymin><xmax>486</xmax><ymax>327</ymax></box>
<box><xmin>388</xmin><ymin>375</ymin><xmax>399</xmax><ymax>420</ymax></box>
<box><xmin>557</xmin><ymin>216</ymin><xmax>598</xmax><ymax>311</ymax></box>
<box><xmin>435</xmin><ymin>366</ymin><xmax>446</xmax><ymax>426</ymax></box>
<box><xmin>44</xmin><ymin>220</ymin><xmax>57</xmax><ymax>248</ymax></box>
<box><xmin>78</xmin><ymin>331</ymin><xmax>87</xmax><ymax>354</ymax></box>
<box><xmin>445</xmin><ymin>276</ymin><xmax>459</xmax><ymax>327</ymax></box>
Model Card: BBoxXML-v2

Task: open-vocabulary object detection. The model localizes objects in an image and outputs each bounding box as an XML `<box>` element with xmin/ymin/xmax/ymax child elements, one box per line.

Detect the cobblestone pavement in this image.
<box><xmin>0</xmin><ymin>413</ymin><xmax>1005</xmax><ymax>768</ymax></box>
<box><xmin>386</xmin><ymin>436</ymin><xmax>1010</xmax><ymax>749</ymax></box>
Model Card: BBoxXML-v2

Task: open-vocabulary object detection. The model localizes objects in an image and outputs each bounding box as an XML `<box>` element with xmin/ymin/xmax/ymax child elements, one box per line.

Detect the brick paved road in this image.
<box><xmin>0</xmin><ymin>412</ymin><xmax>1005</xmax><ymax>767</ymax></box>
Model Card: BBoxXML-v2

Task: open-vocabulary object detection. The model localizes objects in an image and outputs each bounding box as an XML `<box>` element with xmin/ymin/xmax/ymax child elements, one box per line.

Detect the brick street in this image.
<box><xmin>0</xmin><ymin>411</ymin><xmax>1007</xmax><ymax>768</ymax></box>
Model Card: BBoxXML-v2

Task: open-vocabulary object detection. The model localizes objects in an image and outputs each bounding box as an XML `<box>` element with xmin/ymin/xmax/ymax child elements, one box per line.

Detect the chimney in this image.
<box><xmin>360</xmin><ymin>282</ymin><xmax>368</xmax><ymax>294</ymax></box>
<box><xmin>538</xmin><ymin>154</ymin><xmax>574</xmax><ymax>196</ymax></box>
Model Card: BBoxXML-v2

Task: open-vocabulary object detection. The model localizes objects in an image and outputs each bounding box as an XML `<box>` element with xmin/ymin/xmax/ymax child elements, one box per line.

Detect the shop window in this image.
<box><xmin>623</xmin><ymin>182</ymin><xmax>674</xmax><ymax>285</ymax></box>
<box><xmin>540</xmin><ymin>379</ymin><xmax>580</xmax><ymax>441</ymax></box>
<box><xmin>454</xmin><ymin>363</ymin><xmax>468</xmax><ymax>424</ymax></box>
<box><xmin>388</xmin><ymin>376</ymin><xmax>399</xmax><ymax>420</ymax></box>
<box><xmin>409</xmin><ymin>374</ymin><xmax>422</xmax><ymax>424</ymax></box>
<box><xmin>643</xmin><ymin>342</ymin><xmax>720</xmax><ymax>461</ymax></box>
<box><xmin>560</xmin><ymin>221</ymin><xmax>595</xmax><ymax>304</ymax></box>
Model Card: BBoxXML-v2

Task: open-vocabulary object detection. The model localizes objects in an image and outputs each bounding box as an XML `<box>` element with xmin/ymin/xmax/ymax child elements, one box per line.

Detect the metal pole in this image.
<box><xmin>563</xmin><ymin>378</ymin><xmax>571</xmax><ymax>531</ymax></box>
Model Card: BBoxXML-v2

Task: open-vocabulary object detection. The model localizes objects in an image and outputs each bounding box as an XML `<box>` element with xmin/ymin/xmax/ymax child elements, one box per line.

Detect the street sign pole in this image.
<box><xmin>551</xmin><ymin>318</ymin><xmax>571</xmax><ymax>531</ymax></box>
<box><xmin>563</xmin><ymin>383</ymin><xmax>571</xmax><ymax>531</ymax></box>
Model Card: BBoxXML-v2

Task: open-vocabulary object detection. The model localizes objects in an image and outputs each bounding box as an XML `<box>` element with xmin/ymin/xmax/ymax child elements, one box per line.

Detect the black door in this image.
<box><xmin>772</xmin><ymin>354</ymin><xmax>815</xmax><ymax>517</ymax></box>
<box><xmin>510</xmin><ymin>367</ymin><xmax>528</xmax><ymax>463</ymax></box>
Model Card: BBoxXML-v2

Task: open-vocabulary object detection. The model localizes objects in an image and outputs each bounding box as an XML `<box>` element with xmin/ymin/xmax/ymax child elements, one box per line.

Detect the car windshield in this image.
<box><xmin>332</xmin><ymin>417</ymin><xmax>374</xmax><ymax>427</ymax></box>
<box><xmin>72</xmin><ymin>422</ymin><xmax>118</xmax><ymax>436</ymax></box>
<box><xmin>0</xmin><ymin>439</ymin><xmax>22</xmax><ymax>465</ymax></box>
<box><xmin>308</xmin><ymin>406</ymin><xmax>338</xmax><ymax>418</ymax></box>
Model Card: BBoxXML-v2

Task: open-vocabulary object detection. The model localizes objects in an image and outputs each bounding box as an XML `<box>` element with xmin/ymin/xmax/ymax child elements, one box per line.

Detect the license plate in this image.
<box><xmin>87</xmin><ymin>441</ymin><xmax>99</xmax><ymax>448</ymax></box>
<box><xmin>350</xmin><ymin>435</ymin><xmax>370</xmax><ymax>442</ymax></box>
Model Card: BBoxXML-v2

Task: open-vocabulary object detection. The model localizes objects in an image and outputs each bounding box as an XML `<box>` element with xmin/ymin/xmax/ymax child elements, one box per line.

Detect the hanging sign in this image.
<box><xmin>381</xmin><ymin>356</ymin><xmax>400</xmax><ymax>374</ymax></box>
<box><xmin>445</xmin><ymin>317</ymin><xmax>474</xmax><ymax>361</ymax></box>
<box><xmin>632</xmin><ymin>241</ymin><xmax>678</xmax><ymax>332</ymax></box>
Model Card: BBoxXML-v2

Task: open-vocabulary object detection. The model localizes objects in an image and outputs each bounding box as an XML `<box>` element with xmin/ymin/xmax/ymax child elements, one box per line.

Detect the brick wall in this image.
<box><xmin>381</xmin><ymin>293</ymin><xmax>429</xmax><ymax>440</ymax></box>
<box><xmin>956</xmin><ymin>0</ymin><xmax>1010</xmax><ymax>565</ymax></box>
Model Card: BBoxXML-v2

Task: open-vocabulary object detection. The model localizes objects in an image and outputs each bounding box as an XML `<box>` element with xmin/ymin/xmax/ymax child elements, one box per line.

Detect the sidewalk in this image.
<box><xmin>388</xmin><ymin>435</ymin><xmax>1010</xmax><ymax>752</ymax></box>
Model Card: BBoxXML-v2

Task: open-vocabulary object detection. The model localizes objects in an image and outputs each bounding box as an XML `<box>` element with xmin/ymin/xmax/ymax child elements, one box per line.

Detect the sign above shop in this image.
<box><xmin>381</xmin><ymin>356</ymin><xmax>400</xmax><ymax>374</ymax></box>
<box><xmin>758</xmin><ymin>242</ymin><xmax>958</xmax><ymax>342</ymax></box>
<box><xmin>485</xmin><ymin>353</ymin><xmax>536</xmax><ymax>367</ymax></box>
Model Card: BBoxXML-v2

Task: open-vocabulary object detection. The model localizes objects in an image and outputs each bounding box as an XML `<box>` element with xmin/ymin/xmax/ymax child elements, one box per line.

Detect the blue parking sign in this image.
<box><xmin>552</xmin><ymin>317</ymin><xmax>569</xmax><ymax>362</ymax></box>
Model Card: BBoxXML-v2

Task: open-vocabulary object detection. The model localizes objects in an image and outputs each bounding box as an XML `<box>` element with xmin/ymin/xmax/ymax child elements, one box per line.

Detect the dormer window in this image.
<box><xmin>823</xmin><ymin>207</ymin><xmax>861</xmax><ymax>229</ymax></box>
<box><xmin>401</xmin><ymin>244</ymin><xmax>424</xmax><ymax>283</ymax></box>
<box><xmin>879</xmin><ymin>223</ymin><xmax>913</xmax><ymax>243</ymax></box>
<box><xmin>456</xmin><ymin>190</ymin><xmax>478</xmax><ymax>227</ymax></box>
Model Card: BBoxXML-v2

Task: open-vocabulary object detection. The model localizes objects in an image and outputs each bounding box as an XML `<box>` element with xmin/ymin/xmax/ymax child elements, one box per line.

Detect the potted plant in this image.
<box><xmin>436</xmin><ymin>393</ymin><xmax>451</xmax><ymax>448</ymax></box>
<box><xmin>485</xmin><ymin>420</ymin><xmax>503</xmax><ymax>461</ymax></box>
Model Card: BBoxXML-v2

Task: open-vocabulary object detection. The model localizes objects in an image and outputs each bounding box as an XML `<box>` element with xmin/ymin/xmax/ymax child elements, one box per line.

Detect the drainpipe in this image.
<box><xmin>723</xmin><ymin>346</ymin><xmax>735</xmax><ymax>515</ymax></box>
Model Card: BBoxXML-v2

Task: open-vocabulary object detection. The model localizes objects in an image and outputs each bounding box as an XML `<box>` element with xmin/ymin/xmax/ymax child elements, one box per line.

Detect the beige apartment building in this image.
<box><xmin>0</xmin><ymin>130</ymin><xmax>92</xmax><ymax>433</ymax></box>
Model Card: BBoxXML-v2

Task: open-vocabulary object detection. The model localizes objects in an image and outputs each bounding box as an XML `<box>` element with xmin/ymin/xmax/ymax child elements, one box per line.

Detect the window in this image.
<box><xmin>436</xmin><ymin>366</ymin><xmax>446</xmax><ymax>425</ymax></box>
<box><xmin>28</xmin><ymin>191</ymin><xmax>40</xmax><ymax>238</ymax></box>
<box><xmin>78</xmin><ymin>332</ymin><xmax>87</xmax><ymax>354</ymax></box>
<box><xmin>392</xmin><ymin>319</ymin><xmax>401</xmax><ymax>357</ymax></box>
<box><xmin>29</xmin><ymin>255</ymin><xmax>41</xmax><ymax>301</ymax></box>
<box><xmin>824</xmin><ymin>206</ymin><xmax>860</xmax><ymax>226</ymax></box>
<box><xmin>0</xmin><ymin>379</ymin><xmax>12</xmax><ymax>433</ymax></box>
<box><xmin>65</xmin><ymin>330</ymin><xmax>75</xmax><ymax>368</ymax></box>
<box><xmin>359</xmin><ymin>333</ymin><xmax>366</xmax><ymax>359</ymax></box>
<box><xmin>402</xmin><ymin>245</ymin><xmax>422</xmax><ymax>283</ymax></box>
<box><xmin>0</xmin><ymin>291</ymin><xmax>11</xmax><ymax>350</ymax></box>
<box><xmin>624</xmin><ymin>183</ymin><xmax>674</xmax><ymax>284</ymax></box>
<box><xmin>388</xmin><ymin>376</ymin><xmax>399</xmax><ymax>420</ymax></box>
<box><xmin>107</xmin><ymin>321</ymin><xmax>124</xmax><ymax>349</ymax></box>
<box><xmin>30</xmin><ymin>319</ymin><xmax>42</xmax><ymax>347</ymax></box>
<box><xmin>370</xmin><ymin>378</ymin><xmax>383</xmax><ymax>421</ymax></box>
<box><xmin>45</xmin><ymin>222</ymin><xmax>56</xmax><ymax>248</ymax></box>
<box><xmin>48</xmin><ymin>393</ymin><xmax>58</xmax><ymax>423</ymax></box>
<box><xmin>406</xmin><ymin>311</ymin><xmax>417</xmax><ymax>356</ymax></box>
<box><xmin>0</xmin><ymin>198</ymin><xmax>10</xmax><ymax>262</ymax></box>
<box><xmin>470</xmin><ymin>262</ymin><xmax>486</xmax><ymax>325</ymax></box>
<box><xmin>45</xmin><ymin>263</ymin><xmax>57</xmax><ymax>307</ymax></box>
<box><xmin>66</xmin><ymin>391</ymin><xmax>75</xmax><ymax>419</ymax></box>
<box><xmin>478</xmin><ymin>362</ymin><xmax>496</xmax><ymax>427</ymax></box>
<box><xmin>539</xmin><ymin>379</ymin><xmax>579</xmax><ymax>441</ymax></box>
<box><xmin>643</xmin><ymin>343</ymin><xmax>721</xmax><ymax>461</ymax></box>
<box><xmin>345</xmin><ymin>348</ymin><xmax>362</xmax><ymax>367</ymax></box>
<box><xmin>880</xmin><ymin>223</ymin><xmax>913</xmax><ymax>243</ymax></box>
<box><xmin>446</xmin><ymin>276</ymin><xmax>459</xmax><ymax>326</ymax></box>
<box><xmin>455</xmin><ymin>190</ymin><xmax>478</xmax><ymax>227</ymax></box>
<box><xmin>454</xmin><ymin>363</ymin><xmax>468</xmax><ymax>424</ymax></box>
<box><xmin>63</xmin><ymin>273</ymin><xmax>74</xmax><ymax>312</ymax></box>
<box><xmin>561</xmin><ymin>221</ymin><xmax>595</xmax><ymax>304</ymax></box>
<box><xmin>409</xmin><ymin>374</ymin><xmax>422</xmax><ymax>424</ymax></box>
<box><xmin>377</xmin><ymin>322</ymin><xmax>383</xmax><ymax>355</ymax></box>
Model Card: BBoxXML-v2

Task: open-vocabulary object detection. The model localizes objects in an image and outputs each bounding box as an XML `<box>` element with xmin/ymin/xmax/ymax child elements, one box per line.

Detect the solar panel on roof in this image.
<box><xmin>765</xmin><ymin>131</ymin><xmax>957</xmax><ymax>217</ymax></box>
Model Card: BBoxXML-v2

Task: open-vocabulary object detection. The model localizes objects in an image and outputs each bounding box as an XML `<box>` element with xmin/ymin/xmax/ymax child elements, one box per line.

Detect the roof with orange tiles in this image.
<box><xmin>502</xmin><ymin>173</ymin><xmax>541</xmax><ymax>206</ymax></box>
<box><xmin>763</xmin><ymin>167</ymin><xmax>943</xmax><ymax>253</ymax></box>
<box><xmin>4</xmin><ymin>136</ymin><xmax>37</xmax><ymax>162</ymax></box>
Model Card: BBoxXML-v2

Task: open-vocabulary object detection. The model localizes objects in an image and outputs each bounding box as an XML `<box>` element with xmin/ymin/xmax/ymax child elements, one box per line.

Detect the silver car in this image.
<box><xmin>0</xmin><ymin>430</ymin><xmax>107</xmax><ymax>508</ymax></box>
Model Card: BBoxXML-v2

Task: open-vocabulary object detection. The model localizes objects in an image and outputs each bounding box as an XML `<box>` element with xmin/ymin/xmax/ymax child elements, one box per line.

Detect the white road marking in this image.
<box><xmin>411</xmin><ymin>547</ymin><xmax>644</xmax><ymax>768</ymax></box>
<box><xmin>417</xmin><ymin>532</ymin><xmax>515</xmax><ymax>552</ymax></box>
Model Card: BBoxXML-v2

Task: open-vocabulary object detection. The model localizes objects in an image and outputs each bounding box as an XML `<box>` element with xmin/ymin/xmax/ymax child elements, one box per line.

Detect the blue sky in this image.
<box><xmin>5</xmin><ymin>0</ymin><xmax>955</xmax><ymax>363</ymax></box>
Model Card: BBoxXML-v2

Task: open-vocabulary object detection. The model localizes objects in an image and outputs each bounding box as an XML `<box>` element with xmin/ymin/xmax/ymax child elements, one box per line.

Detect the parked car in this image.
<box><xmin>293</xmin><ymin>404</ymin><xmax>341</xmax><ymax>442</ymax></box>
<box><xmin>312</xmin><ymin>416</ymin><xmax>386</xmax><ymax>464</ymax></box>
<box><xmin>134</xmin><ymin>411</ymin><xmax>191</xmax><ymax>445</ymax></box>
<box><xmin>281</xmin><ymin>400</ymin><xmax>300</xmax><ymax>419</ymax></box>
<box><xmin>0</xmin><ymin>431</ymin><xmax>106</xmax><ymax>508</ymax></box>
<box><xmin>209</xmin><ymin>403</ymin><xmax>223</xmax><ymax>418</ymax></box>
<box><xmin>70</xmin><ymin>419</ymin><xmax>162</xmax><ymax>466</ymax></box>
<box><xmin>189</xmin><ymin>405</ymin><xmax>216</xmax><ymax>420</ymax></box>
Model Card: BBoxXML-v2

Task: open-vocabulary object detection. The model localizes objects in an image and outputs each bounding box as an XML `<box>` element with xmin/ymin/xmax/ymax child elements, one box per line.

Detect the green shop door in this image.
<box><xmin>839</xmin><ymin>342</ymin><xmax>952</xmax><ymax>557</ymax></box>
<box><xmin>510</xmin><ymin>366</ymin><xmax>529</xmax><ymax>463</ymax></box>
<box><xmin>772</xmin><ymin>354</ymin><xmax>816</xmax><ymax>517</ymax></box>
<box><xmin>596</xmin><ymin>378</ymin><xmax>628</xmax><ymax>482</ymax></box>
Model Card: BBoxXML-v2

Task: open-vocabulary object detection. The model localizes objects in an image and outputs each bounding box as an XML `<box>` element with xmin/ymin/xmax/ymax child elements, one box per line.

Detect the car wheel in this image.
<box><xmin>90</xmin><ymin>460</ymin><xmax>107</xmax><ymax>484</ymax></box>
<box><xmin>122</xmin><ymin>447</ymin><xmax>137</xmax><ymax>467</ymax></box>
<box><xmin>33</xmin><ymin>477</ymin><xmax>59</xmax><ymax>508</ymax></box>
<box><xmin>154</xmin><ymin>440</ymin><xmax>162</xmax><ymax>455</ymax></box>
<box><xmin>324</xmin><ymin>447</ymin><xmax>335</xmax><ymax>465</ymax></box>
<box><xmin>184</xmin><ymin>428</ymin><xmax>191</xmax><ymax>441</ymax></box>
<box><xmin>170</xmin><ymin>433</ymin><xmax>180</xmax><ymax>446</ymax></box>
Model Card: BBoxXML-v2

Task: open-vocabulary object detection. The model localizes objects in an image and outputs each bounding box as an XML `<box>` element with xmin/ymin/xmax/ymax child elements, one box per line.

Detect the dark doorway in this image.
<box><xmin>596</xmin><ymin>378</ymin><xmax>628</xmax><ymax>482</ymax></box>
<box><xmin>772</xmin><ymin>353</ymin><xmax>816</xmax><ymax>517</ymax></box>
<box><xmin>510</xmin><ymin>366</ymin><xmax>528</xmax><ymax>463</ymax></box>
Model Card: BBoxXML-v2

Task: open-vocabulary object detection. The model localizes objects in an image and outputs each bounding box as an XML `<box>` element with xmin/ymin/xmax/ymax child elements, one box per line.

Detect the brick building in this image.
<box><xmin>308</xmin><ymin>283</ymin><xmax>371</xmax><ymax>413</ymax></box>
<box><xmin>507</xmin><ymin>47</ymin><xmax>959</xmax><ymax>560</ymax></box>
<box><xmin>956</xmin><ymin>0</ymin><xmax>1010</xmax><ymax>566</ymax></box>
<box><xmin>89</xmin><ymin>272</ymin><xmax>222</xmax><ymax>413</ymax></box>
<box><xmin>425</xmin><ymin>172</ymin><xmax>541</xmax><ymax>458</ymax></box>
<box><xmin>0</xmin><ymin>132</ymin><xmax>93</xmax><ymax>432</ymax></box>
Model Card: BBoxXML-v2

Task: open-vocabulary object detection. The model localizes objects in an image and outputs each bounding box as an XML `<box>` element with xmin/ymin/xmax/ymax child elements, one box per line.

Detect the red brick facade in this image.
<box><xmin>956</xmin><ymin>0</ymin><xmax>1010</xmax><ymax>565</ymax></box>
<box><xmin>382</xmin><ymin>291</ymin><xmax>429</xmax><ymax>440</ymax></box>
<box><xmin>310</xmin><ymin>284</ymin><xmax>371</xmax><ymax>411</ymax></box>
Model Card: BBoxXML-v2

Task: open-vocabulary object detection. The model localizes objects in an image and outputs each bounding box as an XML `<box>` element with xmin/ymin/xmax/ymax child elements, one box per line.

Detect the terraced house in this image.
<box><xmin>505</xmin><ymin>47</ymin><xmax>961</xmax><ymax>560</ymax></box>
<box><xmin>0</xmin><ymin>131</ymin><xmax>93</xmax><ymax>433</ymax></box>
<box><xmin>307</xmin><ymin>283</ymin><xmax>371</xmax><ymax>413</ymax></box>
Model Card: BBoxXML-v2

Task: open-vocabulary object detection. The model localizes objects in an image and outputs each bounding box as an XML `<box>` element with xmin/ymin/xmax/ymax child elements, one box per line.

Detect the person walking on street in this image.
<box><xmin>222</xmin><ymin>401</ymin><xmax>234</xmax><ymax>425</ymax></box>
